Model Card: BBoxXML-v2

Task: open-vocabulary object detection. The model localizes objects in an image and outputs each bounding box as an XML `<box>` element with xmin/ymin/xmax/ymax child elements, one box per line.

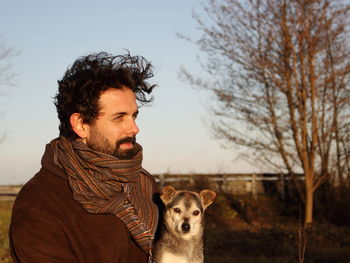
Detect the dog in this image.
<box><xmin>153</xmin><ymin>185</ymin><xmax>216</xmax><ymax>263</ymax></box>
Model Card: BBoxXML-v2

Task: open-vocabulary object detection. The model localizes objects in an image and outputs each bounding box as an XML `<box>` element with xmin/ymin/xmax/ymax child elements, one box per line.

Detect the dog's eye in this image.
<box><xmin>174</xmin><ymin>208</ymin><xmax>181</xmax><ymax>213</ymax></box>
<box><xmin>193</xmin><ymin>210</ymin><xmax>200</xmax><ymax>216</ymax></box>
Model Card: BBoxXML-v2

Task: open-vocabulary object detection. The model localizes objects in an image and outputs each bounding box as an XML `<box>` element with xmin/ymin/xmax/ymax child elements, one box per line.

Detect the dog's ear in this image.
<box><xmin>161</xmin><ymin>186</ymin><xmax>177</xmax><ymax>204</ymax></box>
<box><xmin>199</xmin><ymin>190</ymin><xmax>216</xmax><ymax>209</ymax></box>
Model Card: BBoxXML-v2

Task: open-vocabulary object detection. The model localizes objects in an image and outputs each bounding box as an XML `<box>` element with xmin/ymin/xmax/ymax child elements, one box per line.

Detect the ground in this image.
<box><xmin>204</xmin><ymin>194</ymin><xmax>350</xmax><ymax>263</ymax></box>
<box><xmin>1</xmin><ymin>194</ymin><xmax>350</xmax><ymax>263</ymax></box>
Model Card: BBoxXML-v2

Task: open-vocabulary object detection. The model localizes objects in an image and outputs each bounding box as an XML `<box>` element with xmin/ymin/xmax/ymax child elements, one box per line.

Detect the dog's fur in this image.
<box><xmin>153</xmin><ymin>186</ymin><xmax>216</xmax><ymax>263</ymax></box>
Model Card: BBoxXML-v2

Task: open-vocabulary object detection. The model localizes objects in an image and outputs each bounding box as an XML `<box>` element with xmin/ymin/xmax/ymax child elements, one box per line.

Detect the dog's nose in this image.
<box><xmin>181</xmin><ymin>223</ymin><xmax>190</xmax><ymax>233</ymax></box>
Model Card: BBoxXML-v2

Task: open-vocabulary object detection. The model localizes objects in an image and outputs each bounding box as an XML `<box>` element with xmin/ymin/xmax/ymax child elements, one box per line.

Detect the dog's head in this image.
<box><xmin>160</xmin><ymin>186</ymin><xmax>216</xmax><ymax>239</ymax></box>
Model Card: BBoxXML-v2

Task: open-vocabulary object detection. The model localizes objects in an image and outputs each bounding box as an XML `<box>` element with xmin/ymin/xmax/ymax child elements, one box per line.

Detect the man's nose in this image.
<box><xmin>127</xmin><ymin>118</ymin><xmax>139</xmax><ymax>136</ymax></box>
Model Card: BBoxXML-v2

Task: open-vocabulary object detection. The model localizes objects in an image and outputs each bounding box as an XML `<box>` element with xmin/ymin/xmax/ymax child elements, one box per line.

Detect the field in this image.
<box><xmin>0</xmin><ymin>200</ymin><xmax>12</xmax><ymax>263</ymax></box>
<box><xmin>204</xmin><ymin>194</ymin><xmax>350</xmax><ymax>263</ymax></box>
<box><xmin>1</xmin><ymin>193</ymin><xmax>350</xmax><ymax>262</ymax></box>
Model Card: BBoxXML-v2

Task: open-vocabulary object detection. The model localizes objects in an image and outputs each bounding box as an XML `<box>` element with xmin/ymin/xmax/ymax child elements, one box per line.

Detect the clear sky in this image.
<box><xmin>0</xmin><ymin>0</ymin><xmax>257</xmax><ymax>185</ymax></box>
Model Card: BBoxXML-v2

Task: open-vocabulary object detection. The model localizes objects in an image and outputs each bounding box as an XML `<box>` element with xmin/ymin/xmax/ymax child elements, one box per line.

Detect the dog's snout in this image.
<box><xmin>181</xmin><ymin>223</ymin><xmax>190</xmax><ymax>233</ymax></box>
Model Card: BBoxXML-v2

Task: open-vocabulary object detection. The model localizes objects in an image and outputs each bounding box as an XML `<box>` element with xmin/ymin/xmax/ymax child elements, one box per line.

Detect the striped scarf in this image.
<box><xmin>51</xmin><ymin>136</ymin><xmax>158</xmax><ymax>254</ymax></box>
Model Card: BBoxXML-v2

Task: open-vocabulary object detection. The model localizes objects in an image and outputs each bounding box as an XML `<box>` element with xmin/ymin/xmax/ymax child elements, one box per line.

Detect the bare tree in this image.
<box><xmin>181</xmin><ymin>0</ymin><xmax>350</xmax><ymax>225</ymax></box>
<box><xmin>0</xmin><ymin>36</ymin><xmax>18</xmax><ymax>144</ymax></box>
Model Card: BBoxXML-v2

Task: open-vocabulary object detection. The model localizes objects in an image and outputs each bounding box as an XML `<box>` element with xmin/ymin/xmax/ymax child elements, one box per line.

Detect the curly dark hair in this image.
<box><xmin>54</xmin><ymin>51</ymin><xmax>156</xmax><ymax>140</ymax></box>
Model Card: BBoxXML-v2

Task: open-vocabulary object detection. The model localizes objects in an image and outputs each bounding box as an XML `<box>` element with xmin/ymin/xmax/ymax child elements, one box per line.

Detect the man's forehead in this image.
<box><xmin>98</xmin><ymin>88</ymin><xmax>137</xmax><ymax>107</ymax></box>
<box><xmin>91</xmin><ymin>89</ymin><xmax>137</xmax><ymax>121</ymax></box>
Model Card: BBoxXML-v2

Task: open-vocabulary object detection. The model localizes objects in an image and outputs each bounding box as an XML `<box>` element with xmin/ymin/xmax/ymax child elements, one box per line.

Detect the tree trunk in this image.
<box><xmin>305</xmin><ymin>175</ymin><xmax>314</xmax><ymax>226</ymax></box>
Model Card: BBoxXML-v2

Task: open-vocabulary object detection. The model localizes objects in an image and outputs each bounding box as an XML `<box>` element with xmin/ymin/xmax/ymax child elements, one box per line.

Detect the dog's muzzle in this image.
<box><xmin>181</xmin><ymin>223</ymin><xmax>190</xmax><ymax>233</ymax></box>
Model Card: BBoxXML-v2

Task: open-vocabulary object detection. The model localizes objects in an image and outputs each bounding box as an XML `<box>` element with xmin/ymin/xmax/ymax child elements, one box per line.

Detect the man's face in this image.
<box><xmin>84</xmin><ymin>87</ymin><xmax>140</xmax><ymax>159</ymax></box>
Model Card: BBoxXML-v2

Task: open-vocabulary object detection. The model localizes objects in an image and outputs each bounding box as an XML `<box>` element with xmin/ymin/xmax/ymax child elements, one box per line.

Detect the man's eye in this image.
<box><xmin>114</xmin><ymin>116</ymin><xmax>123</xmax><ymax>121</ymax></box>
<box><xmin>174</xmin><ymin>208</ymin><xmax>181</xmax><ymax>213</ymax></box>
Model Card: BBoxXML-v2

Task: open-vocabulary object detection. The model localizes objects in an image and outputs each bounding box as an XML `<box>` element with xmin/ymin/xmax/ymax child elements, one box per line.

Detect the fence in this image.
<box><xmin>0</xmin><ymin>185</ymin><xmax>21</xmax><ymax>200</ymax></box>
<box><xmin>154</xmin><ymin>173</ymin><xmax>305</xmax><ymax>200</ymax></box>
<box><xmin>0</xmin><ymin>173</ymin><xmax>305</xmax><ymax>200</ymax></box>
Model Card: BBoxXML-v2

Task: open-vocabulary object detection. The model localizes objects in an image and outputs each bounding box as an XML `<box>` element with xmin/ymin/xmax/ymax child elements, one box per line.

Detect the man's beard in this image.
<box><xmin>86</xmin><ymin>131</ymin><xmax>137</xmax><ymax>159</ymax></box>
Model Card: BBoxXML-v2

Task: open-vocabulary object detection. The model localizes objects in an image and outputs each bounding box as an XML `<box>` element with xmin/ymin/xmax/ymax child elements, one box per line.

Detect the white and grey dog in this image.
<box><xmin>153</xmin><ymin>186</ymin><xmax>216</xmax><ymax>263</ymax></box>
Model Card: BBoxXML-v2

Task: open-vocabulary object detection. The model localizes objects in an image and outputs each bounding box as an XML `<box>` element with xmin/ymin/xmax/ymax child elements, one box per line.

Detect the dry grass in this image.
<box><xmin>0</xmin><ymin>200</ymin><xmax>13</xmax><ymax>263</ymax></box>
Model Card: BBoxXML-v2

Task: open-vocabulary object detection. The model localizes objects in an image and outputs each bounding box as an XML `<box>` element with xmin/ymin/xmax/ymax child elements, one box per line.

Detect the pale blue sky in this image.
<box><xmin>0</xmin><ymin>0</ymin><xmax>257</xmax><ymax>185</ymax></box>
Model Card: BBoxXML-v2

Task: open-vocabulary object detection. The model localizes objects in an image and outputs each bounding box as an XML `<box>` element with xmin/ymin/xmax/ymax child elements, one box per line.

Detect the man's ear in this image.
<box><xmin>70</xmin><ymin>113</ymin><xmax>89</xmax><ymax>139</ymax></box>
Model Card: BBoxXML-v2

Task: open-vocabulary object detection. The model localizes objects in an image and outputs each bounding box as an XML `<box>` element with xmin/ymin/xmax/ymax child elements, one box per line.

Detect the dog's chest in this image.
<box><xmin>160</xmin><ymin>251</ymin><xmax>196</xmax><ymax>263</ymax></box>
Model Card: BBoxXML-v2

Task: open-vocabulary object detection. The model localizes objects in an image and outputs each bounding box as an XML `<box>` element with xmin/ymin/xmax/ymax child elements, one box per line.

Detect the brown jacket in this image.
<box><xmin>9</xmin><ymin>143</ymin><xmax>158</xmax><ymax>263</ymax></box>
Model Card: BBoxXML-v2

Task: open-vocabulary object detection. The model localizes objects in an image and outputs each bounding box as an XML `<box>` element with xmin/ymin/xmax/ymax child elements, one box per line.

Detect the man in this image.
<box><xmin>9</xmin><ymin>52</ymin><xmax>159</xmax><ymax>263</ymax></box>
